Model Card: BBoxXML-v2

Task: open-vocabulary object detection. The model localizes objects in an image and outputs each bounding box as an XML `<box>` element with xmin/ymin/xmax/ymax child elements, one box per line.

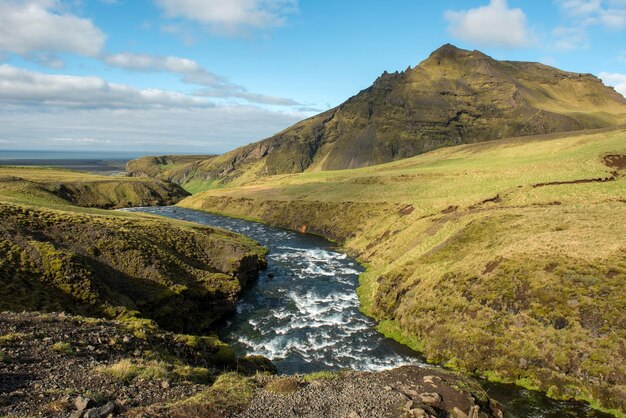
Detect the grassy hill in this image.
<box><xmin>0</xmin><ymin>166</ymin><xmax>190</xmax><ymax>209</ymax></box>
<box><xmin>0</xmin><ymin>166</ymin><xmax>267</xmax><ymax>333</ymax></box>
<box><xmin>180</xmin><ymin>127</ymin><xmax>626</xmax><ymax>414</ymax></box>
<box><xmin>126</xmin><ymin>155</ymin><xmax>217</xmax><ymax>194</ymax></box>
<box><xmin>128</xmin><ymin>44</ymin><xmax>626</xmax><ymax>189</ymax></box>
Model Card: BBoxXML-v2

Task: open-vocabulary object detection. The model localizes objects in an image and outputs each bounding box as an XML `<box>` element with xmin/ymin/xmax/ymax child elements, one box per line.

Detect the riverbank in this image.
<box><xmin>1</xmin><ymin>312</ymin><xmax>506</xmax><ymax>418</ymax></box>
<box><xmin>178</xmin><ymin>128</ymin><xmax>626</xmax><ymax>415</ymax></box>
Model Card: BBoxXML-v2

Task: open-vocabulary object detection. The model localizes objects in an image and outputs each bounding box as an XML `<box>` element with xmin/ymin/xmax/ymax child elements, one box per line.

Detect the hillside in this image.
<box><xmin>0</xmin><ymin>202</ymin><xmax>267</xmax><ymax>332</ymax></box>
<box><xmin>0</xmin><ymin>166</ymin><xmax>269</xmax><ymax>333</ymax></box>
<box><xmin>126</xmin><ymin>155</ymin><xmax>217</xmax><ymax>194</ymax></box>
<box><xmin>128</xmin><ymin>44</ymin><xmax>626</xmax><ymax>188</ymax></box>
<box><xmin>180</xmin><ymin>127</ymin><xmax>626</xmax><ymax>414</ymax></box>
<box><xmin>0</xmin><ymin>166</ymin><xmax>189</xmax><ymax>209</ymax></box>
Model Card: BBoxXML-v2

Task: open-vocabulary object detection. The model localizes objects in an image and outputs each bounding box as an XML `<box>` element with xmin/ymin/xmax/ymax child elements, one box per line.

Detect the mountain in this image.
<box><xmin>128</xmin><ymin>44</ymin><xmax>626</xmax><ymax>186</ymax></box>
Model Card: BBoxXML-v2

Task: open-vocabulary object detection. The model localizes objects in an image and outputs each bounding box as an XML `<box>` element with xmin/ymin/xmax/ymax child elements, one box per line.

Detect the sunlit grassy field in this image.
<box><xmin>181</xmin><ymin>127</ymin><xmax>626</xmax><ymax>414</ymax></box>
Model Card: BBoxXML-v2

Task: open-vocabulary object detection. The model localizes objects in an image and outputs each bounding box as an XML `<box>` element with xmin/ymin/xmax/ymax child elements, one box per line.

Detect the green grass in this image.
<box><xmin>142</xmin><ymin>373</ymin><xmax>256</xmax><ymax>416</ymax></box>
<box><xmin>302</xmin><ymin>370</ymin><xmax>343</xmax><ymax>382</ymax></box>
<box><xmin>183</xmin><ymin>178</ymin><xmax>221</xmax><ymax>194</ymax></box>
<box><xmin>95</xmin><ymin>358</ymin><xmax>212</xmax><ymax>384</ymax></box>
<box><xmin>180</xmin><ymin>127</ymin><xmax>626</xmax><ymax>414</ymax></box>
<box><xmin>52</xmin><ymin>342</ymin><xmax>74</xmax><ymax>355</ymax></box>
<box><xmin>0</xmin><ymin>333</ymin><xmax>28</xmax><ymax>346</ymax></box>
<box><xmin>0</xmin><ymin>167</ymin><xmax>267</xmax><ymax>334</ymax></box>
<box><xmin>265</xmin><ymin>377</ymin><xmax>301</xmax><ymax>394</ymax></box>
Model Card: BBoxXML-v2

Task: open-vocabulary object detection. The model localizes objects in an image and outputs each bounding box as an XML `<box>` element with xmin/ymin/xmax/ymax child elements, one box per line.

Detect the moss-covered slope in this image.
<box><xmin>0</xmin><ymin>166</ymin><xmax>189</xmax><ymax>209</ymax></box>
<box><xmin>179</xmin><ymin>127</ymin><xmax>626</xmax><ymax>414</ymax></box>
<box><xmin>0</xmin><ymin>202</ymin><xmax>267</xmax><ymax>332</ymax></box>
<box><xmin>126</xmin><ymin>155</ymin><xmax>217</xmax><ymax>194</ymax></box>
<box><xmin>130</xmin><ymin>44</ymin><xmax>626</xmax><ymax>188</ymax></box>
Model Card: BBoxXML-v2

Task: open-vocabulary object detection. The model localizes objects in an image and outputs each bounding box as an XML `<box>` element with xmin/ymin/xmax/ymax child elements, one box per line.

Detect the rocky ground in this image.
<box><xmin>0</xmin><ymin>312</ymin><xmax>504</xmax><ymax>418</ymax></box>
<box><xmin>242</xmin><ymin>368</ymin><xmax>504</xmax><ymax>418</ymax></box>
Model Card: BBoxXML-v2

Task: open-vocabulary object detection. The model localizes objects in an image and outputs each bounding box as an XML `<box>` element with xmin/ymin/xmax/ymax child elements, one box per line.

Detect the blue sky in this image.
<box><xmin>0</xmin><ymin>0</ymin><xmax>625</xmax><ymax>154</ymax></box>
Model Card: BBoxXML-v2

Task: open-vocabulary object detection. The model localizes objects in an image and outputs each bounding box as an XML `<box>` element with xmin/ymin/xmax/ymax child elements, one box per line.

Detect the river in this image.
<box><xmin>124</xmin><ymin>206</ymin><xmax>612</xmax><ymax>418</ymax></box>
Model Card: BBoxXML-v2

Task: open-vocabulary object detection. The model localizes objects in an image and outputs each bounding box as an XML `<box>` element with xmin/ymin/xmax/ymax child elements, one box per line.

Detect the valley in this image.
<box><xmin>1</xmin><ymin>43</ymin><xmax>625</xmax><ymax>417</ymax></box>
<box><xmin>178</xmin><ymin>126</ymin><xmax>626</xmax><ymax>414</ymax></box>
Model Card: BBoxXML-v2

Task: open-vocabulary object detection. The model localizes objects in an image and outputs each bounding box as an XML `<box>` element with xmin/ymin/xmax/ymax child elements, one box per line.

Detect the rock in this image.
<box><xmin>69</xmin><ymin>412</ymin><xmax>84</xmax><ymax>418</ymax></box>
<box><xmin>84</xmin><ymin>401</ymin><xmax>116</xmax><ymax>418</ymax></box>
<box><xmin>451</xmin><ymin>407</ymin><xmax>468</xmax><ymax>418</ymax></box>
<box><xmin>418</xmin><ymin>392</ymin><xmax>442</xmax><ymax>406</ymax></box>
<box><xmin>407</xmin><ymin>408</ymin><xmax>430</xmax><ymax>418</ymax></box>
<box><xmin>489</xmin><ymin>400</ymin><xmax>504</xmax><ymax>418</ymax></box>
<box><xmin>347</xmin><ymin>412</ymin><xmax>360</xmax><ymax>418</ymax></box>
<box><xmin>403</xmin><ymin>400</ymin><xmax>414</xmax><ymax>410</ymax></box>
<box><xmin>74</xmin><ymin>396</ymin><xmax>93</xmax><ymax>411</ymax></box>
<box><xmin>468</xmin><ymin>405</ymin><xmax>480</xmax><ymax>418</ymax></box>
<box><xmin>405</xmin><ymin>389</ymin><xmax>419</xmax><ymax>398</ymax></box>
<box><xmin>236</xmin><ymin>355</ymin><xmax>278</xmax><ymax>376</ymax></box>
<box><xmin>161</xmin><ymin>380</ymin><xmax>170</xmax><ymax>389</ymax></box>
<box><xmin>383</xmin><ymin>385</ymin><xmax>393</xmax><ymax>391</ymax></box>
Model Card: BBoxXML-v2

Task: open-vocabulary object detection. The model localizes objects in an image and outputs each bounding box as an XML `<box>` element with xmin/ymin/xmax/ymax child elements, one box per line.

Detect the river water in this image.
<box><xmin>124</xmin><ymin>206</ymin><xmax>613</xmax><ymax>418</ymax></box>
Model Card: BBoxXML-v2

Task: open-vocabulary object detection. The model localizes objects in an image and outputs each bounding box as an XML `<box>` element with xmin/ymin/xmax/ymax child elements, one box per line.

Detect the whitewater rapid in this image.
<box><xmin>124</xmin><ymin>206</ymin><xmax>423</xmax><ymax>373</ymax></box>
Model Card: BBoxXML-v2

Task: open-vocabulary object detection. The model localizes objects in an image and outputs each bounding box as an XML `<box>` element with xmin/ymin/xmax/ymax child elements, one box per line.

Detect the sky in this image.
<box><xmin>0</xmin><ymin>0</ymin><xmax>625</xmax><ymax>154</ymax></box>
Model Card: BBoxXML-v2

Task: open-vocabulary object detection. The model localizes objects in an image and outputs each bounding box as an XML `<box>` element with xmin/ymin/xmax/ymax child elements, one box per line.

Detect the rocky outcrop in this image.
<box><xmin>239</xmin><ymin>367</ymin><xmax>504</xmax><ymax>418</ymax></box>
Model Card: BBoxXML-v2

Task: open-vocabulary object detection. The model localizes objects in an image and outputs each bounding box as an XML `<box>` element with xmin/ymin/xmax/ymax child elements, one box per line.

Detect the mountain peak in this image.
<box><xmin>426</xmin><ymin>43</ymin><xmax>491</xmax><ymax>64</ymax></box>
<box><xmin>429</xmin><ymin>43</ymin><xmax>466</xmax><ymax>58</ymax></box>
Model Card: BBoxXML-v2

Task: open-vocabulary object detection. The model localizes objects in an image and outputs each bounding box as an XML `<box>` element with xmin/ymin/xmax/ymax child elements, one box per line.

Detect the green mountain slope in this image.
<box><xmin>180</xmin><ymin>127</ymin><xmax>626</xmax><ymax>414</ymax></box>
<box><xmin>129</xmin><ymin>44</ymin><xmax>626</xmax><ymax>188</ymax></box>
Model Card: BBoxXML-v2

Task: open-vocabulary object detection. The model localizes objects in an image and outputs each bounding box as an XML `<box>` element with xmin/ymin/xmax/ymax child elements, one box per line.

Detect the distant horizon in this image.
<box><xmin>0</xmin><ymin>149</ymin><xmax>215</xmax><ymax>161</ymax></box>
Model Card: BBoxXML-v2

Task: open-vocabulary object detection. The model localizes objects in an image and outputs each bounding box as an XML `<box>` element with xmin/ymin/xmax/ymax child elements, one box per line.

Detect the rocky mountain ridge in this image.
<box><xmin>128</xmin><ymin>44</ymin><xmax>626</xmax><ymax>187</ymax></box>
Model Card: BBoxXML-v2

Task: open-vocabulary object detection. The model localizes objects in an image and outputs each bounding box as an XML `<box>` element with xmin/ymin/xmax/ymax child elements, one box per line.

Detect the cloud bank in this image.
<box><xmin>154</xmin><ymin>0</ymin><xmax>298</xmax><ymax>35</ymax></box>
<box><xmin>0</xmin><ymin>64</ymin><xmax>210</xmax><ymax>109</ymax></box>
<box><xmin>104</xmin><ymin>52</ymin><xmax>301</xmax><ymax>106</ymax></box>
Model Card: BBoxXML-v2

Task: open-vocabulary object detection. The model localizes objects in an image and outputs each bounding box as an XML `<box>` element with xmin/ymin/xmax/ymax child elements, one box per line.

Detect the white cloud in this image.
<box><xmin>0</xmin><ymin>64</ymin><xmax>209</xmax><ymax>109</ymax></box>
<box><xmin>104</xmin><ymin>52</ymin><xmax>301</xmax><ymax>106</ymax></box>
<box><xmin>557</xmin><ymin>0</ymin><xmax>626</xmax><ymax>29</ymax></box>
<box><xmin>599</xmin><ymin>72</ymin><xmax>626</xmax><ymax>97</ymax></box>
<box><xmin>553</xmin><ymin>1</ymin><xmax>626</xmax><ymax>50</ymax></box>
<box><xmin>0</xmin><ymin>106</ymin><xmax>309</xmax><ymax>153</ymax></box>
<box><xmin>552</xmin><ymin>26</ymin><xmax>590</xmax><ymax>49</ymax></box>
<box><xmin>0</xmin><ymin>0</ymin><xmax>105</xmax><ymax>57</ymax></box>
<box><xmin>444</xmin><ymin>0</ymin><xmax>533</xmax><ymax>48</ymax></box>
<box><xmin>154</xmin><ymin>0</ymin><xmax>298</xmax><ymax>35</ymax></box>
<box><xmin>104</xmin><ymin>53</ymin><xmax>224</xmax><ymax>86</ymax></box>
